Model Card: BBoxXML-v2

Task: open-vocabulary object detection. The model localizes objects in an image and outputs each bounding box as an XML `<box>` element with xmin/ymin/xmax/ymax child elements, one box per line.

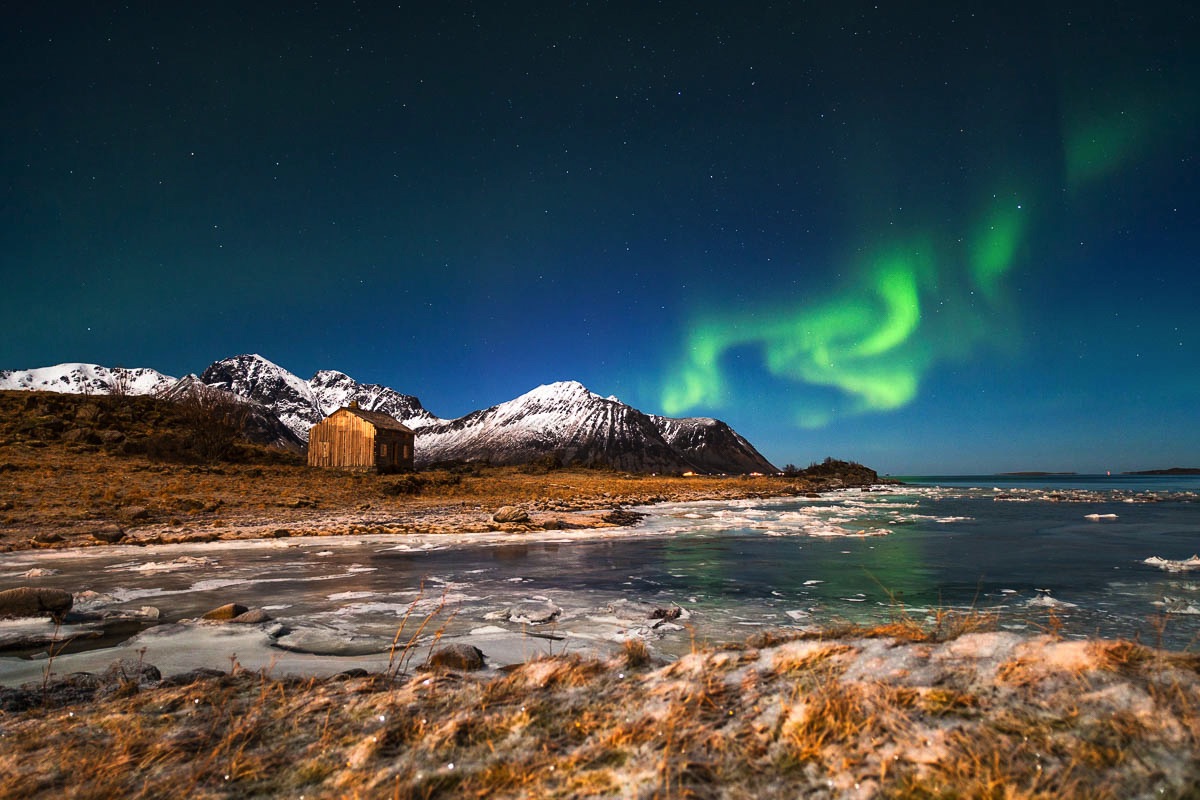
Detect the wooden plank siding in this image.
<box><xmin>307</xmin><ymin>407</ymin><xmax>415</xmax><ymax>472</ymax></box>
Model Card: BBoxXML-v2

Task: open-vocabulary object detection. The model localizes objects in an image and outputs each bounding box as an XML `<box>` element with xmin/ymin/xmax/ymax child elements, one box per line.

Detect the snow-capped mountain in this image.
<box><xmin>200</xmin><ymin>354</ymin><xmax>323</xmax><ymax>437</ymax></box>
<box><xmin>0</xmin><ymin>363</ymin><xmax>176</xmax><ymax>396</ymax></box>
<box><xmin>414</xmin><ymin>381</ymin><xmax>777</xmax><ymax>473</ymax></box>
<box><xmin>2</xmin><ymin>355</ymin><xmax>778</xmax><ymax>474</ymax></box>
<box><xmin>199</xmin><ymin>356</ymin><xmax>439</xmax><ymax>439</ymax></box>
<box><xmin>650</xmin><ymin>415</ymin><xmax>777</xmax><ymax>475</ymax></box>
<box><xmin>309</xmin><ymin>370</ymin><xmax>439</xmax><ymax>430</ymax></box>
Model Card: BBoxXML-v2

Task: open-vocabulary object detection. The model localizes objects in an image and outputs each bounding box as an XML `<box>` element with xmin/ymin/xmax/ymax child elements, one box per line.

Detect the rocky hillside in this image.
<box><xmin>651</xmin><ymin>415</ymin><xmax>777</xmax><ymax>475</ymax></box>
<box><xmin>0</xmin><ymin>390</ymin><xmax>303</xmax><ymax>464</ymax></box>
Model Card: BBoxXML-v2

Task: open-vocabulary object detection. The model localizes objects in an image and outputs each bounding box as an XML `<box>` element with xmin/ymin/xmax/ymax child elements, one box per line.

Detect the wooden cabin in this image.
<box><xmin>307</xmin><ymin>402</ymin><xmax>415</xmax><ymax>473</ymax></box>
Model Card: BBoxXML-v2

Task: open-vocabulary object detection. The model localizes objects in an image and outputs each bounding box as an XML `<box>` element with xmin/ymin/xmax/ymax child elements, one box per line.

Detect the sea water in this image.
<box><xmin>1</xmin><ymin>474</ymin><xmax>1198</xmax><ymax>681</ymax></box>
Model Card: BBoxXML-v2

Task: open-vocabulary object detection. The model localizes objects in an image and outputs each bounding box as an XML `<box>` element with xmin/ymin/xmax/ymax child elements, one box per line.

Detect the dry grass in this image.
<box><xmin>3</xmin><ymin>628</ymin><xmax>1200</xmax><ymax>799</ymax></box>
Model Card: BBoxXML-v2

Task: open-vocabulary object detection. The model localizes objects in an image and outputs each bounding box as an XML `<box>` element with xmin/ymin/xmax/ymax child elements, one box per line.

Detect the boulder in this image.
<box><xmin>428</xmin><ymin>643</ymin><xmax>486</xmax><ymax>671</ymax></box>
<box><xmin>30</xmin><ymin>532</ymin><xmax>64</xmax><ymax>546</ymax></box>
<box><xmin>92</xmin><ymin>525</ymin><xmax>127</xmax><ymax>544</ymax></box>
<box><xmin>0</xmin><ymin>587</ymin><xmax>74</xmax><ymax>620</ymax></box>
<box><xmin>123</xmin><ymin>506</ymin><xmax>151</xmax><ymax>521</ymax></box>
<box><xmin>230</xmin><ymin>608</ymin><xmax>272</xmax><ymax>624</ymax></box>
<box><xmin>493</xmin><ymin>506</ymin><xmax>530</xmax><ymax>524</ymax></box>
<box><xmin>201</xmin><ymin>603</ymin><xmax>250</xmax><ymax>621</ymax></box>
<box><xmin>507</xmin><ymin>599</ymin><xmax>562</xmax><ymax>625</ymax></box>
<box><xmin>102</xmin><ymin>659</ymin><xmax>162</xmax><ymax>687</ymax></box>
<box><xmin>99</xmin><ymin>430</ymin><xmax>126</xmax><ymax>445</ymax></box>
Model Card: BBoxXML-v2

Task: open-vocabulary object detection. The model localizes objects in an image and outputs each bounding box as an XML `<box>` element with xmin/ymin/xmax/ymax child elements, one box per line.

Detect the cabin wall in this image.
<box><xmin>374</xmin><ymin>430</ymin><xmax>416</xmax><ymax>473</ymax></box>
<box><xmin>307</xmin><ymin>410</ymin><xmax>416</xmax><ymax>472</ymax></box>
<box><xmin>307</xmin><ymin>411</ymin><xmax>376</xmax><ymax>470</ymax></box>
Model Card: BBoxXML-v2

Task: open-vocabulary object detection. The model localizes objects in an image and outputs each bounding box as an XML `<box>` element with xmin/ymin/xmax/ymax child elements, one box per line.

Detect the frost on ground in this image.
<box><xmin>2</xmin><ymin>627</ymin><xmax>1199</xmax><ymax>799</ymax></box>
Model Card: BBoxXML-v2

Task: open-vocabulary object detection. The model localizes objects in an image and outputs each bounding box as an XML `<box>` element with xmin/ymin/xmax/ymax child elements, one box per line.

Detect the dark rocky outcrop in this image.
<box><xmin>0</xmin><ymin>587</ymin><xmax>73</xmax><ymax>620</ymax></box>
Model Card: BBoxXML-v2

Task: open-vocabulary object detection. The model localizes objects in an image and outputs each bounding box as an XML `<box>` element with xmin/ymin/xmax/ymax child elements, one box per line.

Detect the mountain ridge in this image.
<box><xmin>0</xmin><ymin>355</ymin><xmax>777</xmax><ymax>474</ymax></box>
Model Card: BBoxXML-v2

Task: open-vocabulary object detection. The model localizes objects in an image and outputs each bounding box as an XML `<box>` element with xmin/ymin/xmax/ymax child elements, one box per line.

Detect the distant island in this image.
<box><xmin>999</xmin><ymin>471</ymin><xmax>1078</xmax><ymax>476</ymax></box>
<box><xmin>1125</xmin><ymin>467</ymin><xmax>1200</xmax><ymax>476</ymax></box>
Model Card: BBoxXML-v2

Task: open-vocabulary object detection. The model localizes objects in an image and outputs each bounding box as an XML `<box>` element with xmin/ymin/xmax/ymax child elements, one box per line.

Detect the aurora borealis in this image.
<box><xmin>3</xmin><ymin>3</ymin><xmax>1197</xmax><ymax>473</ymax></box>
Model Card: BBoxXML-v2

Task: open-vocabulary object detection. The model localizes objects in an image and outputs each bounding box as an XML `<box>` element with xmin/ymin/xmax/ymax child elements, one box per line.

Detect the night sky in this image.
<box><xmin>3</xmin><ymin>2</ymin><xmax>1197</xmax><ymax>474</ymax></box>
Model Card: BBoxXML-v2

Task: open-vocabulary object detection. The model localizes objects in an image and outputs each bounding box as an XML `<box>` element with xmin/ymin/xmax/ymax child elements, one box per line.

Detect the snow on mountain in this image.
<box><xmin>414</xmin><ymin>380</ymin><xmax>758</xmax><ymax>473</ymax></box>
<box><xmin>2</xmin><ymin>356</ymin><xmax>778</xmax><ymax>474</ymax></box>
<box><xmin>650</xmin><ymin>415</ymin><xmax>777</xmax><ymax>474</ymax></box>
<box><xmin>309</xmin><ymin>370</ymin><xmax>440</xmax><ymax>430</ymax></box>
<box><xmin>198</xmin><ymin>357</ymin><xmax>439</xmax><ymax>440</ymax></box>
<box><xmin>200</xmin><ymin>354</ymin><xmax>322</xmax><ymax>439</ymax></box>
<box><xmin>0</xmin><ymin>363</ymin><xmax>176</xmax><ymax>395</ymax></box>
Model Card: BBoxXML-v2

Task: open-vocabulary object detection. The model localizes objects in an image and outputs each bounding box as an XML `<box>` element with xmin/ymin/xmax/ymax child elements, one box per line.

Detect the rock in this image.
<box><xmin>493</xmin><ymin>506</ymin><xmax>530</xmax><ymax>524</ymax></box>
<box><xmin>62</xmin><ymin>428</ymin><xmax>102</xmax><ymax>445</ymax></box>
<box><xmin>202</xmin><ymin>603</ymin><xmax>250</xmax><ymax>621</ymax></box>
<box><xmin>92</xmin><ymin>525</ymin><xmax>127</xmax><ymax>544</ymax></box>
<box><xmin>0</xmin><ymin>587</ymin><xmax>74</xmax><ymax>620</ymax></box>
<box><xmin>230</xmin><ymin>608</ymin><xmax>272</xmax><ymax>624</ymax></box>
<box><xmin>8</xmin><ymin>671</ymin><xmax>104</xmax><ymax>709</ymax></box>
<box><xmin>601</xmin><ymin>508</ymin><xmax>646</xmax><ymax>526</ymax></box>
<box><xmin>0</xmin><ymin>500</ymin><xmax>13</xmax><ymax>511</ymax></box>
<box><xmin>271</xmin><ymin>528</ymin><xmax>292</xmax><ymax>538</ymax></box>
<box><xmin>507</xmin><ymin>599</ymin><xmax>562</xmax><ymax>625</ymax></box>
<box><xmin>428</xmin><ymin>643</ymin><xmax>486</xmax><ymax>671</ymax></box>
<box><xmin>124</xmin><ymin>506</ymin><xmax>151</xmax><ymax>521</ymax></box>
<box><xmin>30</xmin><ymin>532</ymin><xmax>64</xmax><ymax>546</ymax></box>
<box><xmin>102</xmin><ymin>659</ymin><xmax>162</xmax><ymax>687</ymax></box>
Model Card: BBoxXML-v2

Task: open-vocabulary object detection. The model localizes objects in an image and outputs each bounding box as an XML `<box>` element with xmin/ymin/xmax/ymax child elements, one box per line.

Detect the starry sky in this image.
<box><xmin>3</xmin><ymin>2</ymin><xmax>1197</xmax><ymax>474</ymax></box>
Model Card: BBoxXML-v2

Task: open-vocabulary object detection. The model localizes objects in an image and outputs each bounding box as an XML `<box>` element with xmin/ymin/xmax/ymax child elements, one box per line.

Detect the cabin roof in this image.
<box><xmin>338</xmin><ymin>406</ymin><xmax>415</xmax><ymax>434</ymax></box>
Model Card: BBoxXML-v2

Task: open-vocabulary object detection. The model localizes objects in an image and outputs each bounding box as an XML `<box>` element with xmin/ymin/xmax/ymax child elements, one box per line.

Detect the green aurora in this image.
<box><xmin>661</xmin><ymin>193</ymin><xmax>1026</xmax><ymax>427</ymax></box>
<box><xmin>661</xmin><ymin>73</ymin><xmax>1188</xmax><ymax>429</ymax></box>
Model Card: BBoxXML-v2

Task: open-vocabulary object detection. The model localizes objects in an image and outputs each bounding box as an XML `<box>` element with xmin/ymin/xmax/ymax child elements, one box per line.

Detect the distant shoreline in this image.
<box><xmin>1125</xmin><ymin>467</ymin><xmax>1200</xmax><ymax>476</ymax></box>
